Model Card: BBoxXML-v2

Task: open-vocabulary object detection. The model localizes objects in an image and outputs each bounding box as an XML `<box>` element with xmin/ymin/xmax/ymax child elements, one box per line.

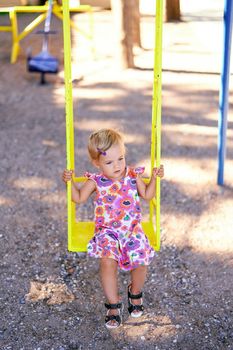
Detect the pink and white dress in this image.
<box><xmin>85</xmin><ymin>166</ymin><xmax>154</xmax><ymax>271</ymax></box>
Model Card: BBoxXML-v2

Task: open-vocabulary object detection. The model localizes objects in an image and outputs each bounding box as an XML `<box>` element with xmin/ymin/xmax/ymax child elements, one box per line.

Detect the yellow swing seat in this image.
<box><xmin>70</xmin><ymin>221</ymin><xmax>158</xmax><ymax>253</ymax></box>
<box><xmin>62</xmin><ymin>0</ymin><xmax>163</xmax><ymax>253</ymax></box>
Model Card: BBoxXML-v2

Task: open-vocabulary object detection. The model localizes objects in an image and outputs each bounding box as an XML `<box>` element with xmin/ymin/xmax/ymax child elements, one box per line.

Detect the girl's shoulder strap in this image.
<box><xmin>84</xmin><ymin>171</ymin><xmax>107</xmax><ymax>185</ymax></box>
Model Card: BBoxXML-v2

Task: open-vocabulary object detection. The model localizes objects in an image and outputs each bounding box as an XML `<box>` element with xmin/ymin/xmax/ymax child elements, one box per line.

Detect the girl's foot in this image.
<box><xmin>104</xmin><ymin>302</ymin><xmax>124</xmax><ymax>329</ymax></box>
<box><xmin>128</xmin><ymin>284</ymin><xmax>144</xmax><ymax>318</ymax></box>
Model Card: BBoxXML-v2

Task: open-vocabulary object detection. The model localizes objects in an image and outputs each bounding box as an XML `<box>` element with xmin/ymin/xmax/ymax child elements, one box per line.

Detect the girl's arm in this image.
<box><xmin>62</xmin><ymin>169</ymin><xmax>96</xmax><ymax>204</ymax></box>
<box><xmin>136</xmin><ymin>165</ymin><xmax>164</xmax><ymax>201</ymax></box>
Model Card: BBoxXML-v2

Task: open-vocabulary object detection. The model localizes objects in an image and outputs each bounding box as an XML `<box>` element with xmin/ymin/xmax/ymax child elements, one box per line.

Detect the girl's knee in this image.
<box><xmin>100</xmin><ymin>257</ymin><xmax>118</xmax><ymax>269</ymax></box>
<box><xmin>133</xmin><ymin>265</ymin><xmax>148</xmax><ymax>273</ymax></box>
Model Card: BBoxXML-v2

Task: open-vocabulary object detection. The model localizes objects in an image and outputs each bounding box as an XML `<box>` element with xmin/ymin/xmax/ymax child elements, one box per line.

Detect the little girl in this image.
<box><xmin>63</xmin><ymin>128</ymin><xmax>164</xmax><ymax>329</ymax></box>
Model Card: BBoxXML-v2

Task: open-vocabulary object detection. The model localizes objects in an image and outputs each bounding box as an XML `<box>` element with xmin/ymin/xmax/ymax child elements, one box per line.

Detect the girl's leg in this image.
<box><xmin>100</xmin><ymin>258</ymin><xmax>121</xmax><ymax>326</ymax></box>
<box><xmin>130</xmin><ymin>265</ymin><xmax>147</xmax><ymax>294</ymax></box>
<box><xmin>100</xmin><ymin>257</ymin><xmax>119</xmax><ymax>303</ymax></box>
<box><xmin>129</xmin><ymin>265</ymin><xmax>147</xmax><ymax>315</ymax></box>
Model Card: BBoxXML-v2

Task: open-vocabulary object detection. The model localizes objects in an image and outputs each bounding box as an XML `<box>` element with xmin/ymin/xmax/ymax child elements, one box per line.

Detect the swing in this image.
<box><xmin>62</xmin><ymin>0</ymin><xmax>163</xmax><ymax>252</ymax></box>
<box><xmin>27</xmin><ymin>0</ymin><xmax>59</xmax><ymax>84</ymax></box>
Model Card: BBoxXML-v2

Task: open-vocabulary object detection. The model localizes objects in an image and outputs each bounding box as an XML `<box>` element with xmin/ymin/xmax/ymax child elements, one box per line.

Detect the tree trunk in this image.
<box><xmin>132</xmin><ymin>0</ymin><xmax>141</xmax><ymax>48</ymax></box>
<box><xmin>165</xmin><ymin>0</ymin><xmax>181</xmax><ymax>22</ymax></box>
<box><xmin>111</xmin><ymin>0</ymin><xmax>134</xmax><ymax>68</ymax></box>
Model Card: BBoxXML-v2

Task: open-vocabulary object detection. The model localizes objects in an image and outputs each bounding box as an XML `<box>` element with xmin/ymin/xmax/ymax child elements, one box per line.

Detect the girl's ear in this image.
<box><xmin>92</xmin><ymin>159</ymin><xmax>100</xmax><ymax>168</ymax></box>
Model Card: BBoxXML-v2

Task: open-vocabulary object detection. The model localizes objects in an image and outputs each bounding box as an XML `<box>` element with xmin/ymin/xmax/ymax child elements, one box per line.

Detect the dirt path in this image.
<box><xmin>0</xmin><ymin>2</ymin><xmax>233</xmax><ymax>349</ymax></box>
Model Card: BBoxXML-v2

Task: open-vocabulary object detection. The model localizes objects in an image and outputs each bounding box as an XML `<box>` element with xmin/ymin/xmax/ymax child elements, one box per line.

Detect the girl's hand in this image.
<box><xmin>62</xmin><ymin>169</ymin><xmax>73</xmax><ymax>183</ymax></box>
<box><xmin>152</xmin><ymin>165</ymin><xmax>164</xmax><ymax>179</ymax></box>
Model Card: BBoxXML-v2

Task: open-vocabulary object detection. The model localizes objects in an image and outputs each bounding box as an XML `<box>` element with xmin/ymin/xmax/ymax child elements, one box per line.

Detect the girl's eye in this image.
<box><xmin>119</xmin><ymin>157</ymin><xmax>124</xmax><ymax>161</ymax></box>
<box><xmin>106</xmin><ymin>161</ymin><xmax>112</xmax><ymax>165</ymax></box>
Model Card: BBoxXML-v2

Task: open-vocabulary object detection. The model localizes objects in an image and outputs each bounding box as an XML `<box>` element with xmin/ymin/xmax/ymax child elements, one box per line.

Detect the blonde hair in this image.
<box><xmin>88</xmin><ymin>128</ymin><xmax>124</xmax><ymax>160</ymax></box>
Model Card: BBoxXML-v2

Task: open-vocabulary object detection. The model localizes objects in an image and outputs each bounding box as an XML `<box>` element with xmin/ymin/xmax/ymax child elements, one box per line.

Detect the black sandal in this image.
<box><xmin>128</xmin><ymin>285</ymin><xmax>144</xmax><ymax>318</ymax></box>
<box><xmin>104</xmin><ymin>302</ymin><xmax>123</xmax><ymax>329</ymax></box>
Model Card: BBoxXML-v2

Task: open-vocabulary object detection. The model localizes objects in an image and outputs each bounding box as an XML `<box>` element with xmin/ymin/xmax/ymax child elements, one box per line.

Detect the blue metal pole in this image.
<box><xmin>217</xmin><ymin>0</ymin><xmax>233</xmax><ymax>185</ymax></box>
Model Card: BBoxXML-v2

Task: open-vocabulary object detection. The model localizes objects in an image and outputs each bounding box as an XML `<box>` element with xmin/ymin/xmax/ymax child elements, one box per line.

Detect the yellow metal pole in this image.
<box><xmin>62</xmin><ymin>0</ymin><xmax>75</xmax><ymax>251</ymax></box>
<box><xmin>18</xmin><ymin>13</ymin><xmax>47</xmax><ymax>41</ymax></box>
<box><xmin>10</xmin><ymin>9</ymin><xmax>19</xmax><ymax>64</ymax></box>
<box><xmin>0</xmin><ymin>26</ymin><xmax>12</xmax><ymax>32</ymax></box>
<box><xmin>151</xmin><ymin>0</ymin><xmax>163</xmax><ymax>250</ymax></box>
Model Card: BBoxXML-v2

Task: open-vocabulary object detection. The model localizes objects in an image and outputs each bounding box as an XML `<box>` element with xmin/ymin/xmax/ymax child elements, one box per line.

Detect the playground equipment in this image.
<box><xmin>218</xmin><ymin>0</ymin><xmax>233</xmax><ymax>185</ymax></box>
<box><xmin>27</xmin><ymin>0</ymin><xmax>58</xmax><ymax>84</ymax></box>
<box><xmin>0</xmin><ymin>1</ymin><xmax>94</xmax><ymax>64</ymax></box>
<box><xmin>62</xmin><ymin>0</ymin><xmax>163</xmax><ymax>252</ymax></box>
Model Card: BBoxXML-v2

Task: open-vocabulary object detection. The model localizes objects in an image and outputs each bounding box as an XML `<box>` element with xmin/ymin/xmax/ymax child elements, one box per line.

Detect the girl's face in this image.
<box><xmin>94</xmin><ymin>142</ymin><xmax>126</xmax><ymax>180</ymax></box>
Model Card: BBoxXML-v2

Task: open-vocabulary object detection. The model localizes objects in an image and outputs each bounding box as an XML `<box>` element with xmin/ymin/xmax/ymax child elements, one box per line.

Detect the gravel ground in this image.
<box><xmin>1</xmin><ymin>3</ymin><xmax>233</xmax><ymax>350</ymax></box>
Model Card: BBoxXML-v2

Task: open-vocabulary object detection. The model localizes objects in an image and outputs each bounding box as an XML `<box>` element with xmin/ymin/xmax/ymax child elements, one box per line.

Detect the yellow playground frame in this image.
<box><xmin>0</xmin><ymin>1</ymin><xmax>93</xmax><ymax>63</ymax></box>
<box><xmin>62</xmin><ymin>0</ymin><xmax>163</xmax><ymax>252</ymax></box>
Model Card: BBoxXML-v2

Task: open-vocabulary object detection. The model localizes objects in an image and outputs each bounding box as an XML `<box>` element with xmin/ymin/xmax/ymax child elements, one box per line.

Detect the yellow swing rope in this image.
<box><xmin>151</xmin><ymin>0</ymin><xmax>163</xmax><ymax>250</ymax></box>
<box><xmin>62</xmin><ymin>0</ymin><xmax>74</xmax><ymax>250</ymax></box>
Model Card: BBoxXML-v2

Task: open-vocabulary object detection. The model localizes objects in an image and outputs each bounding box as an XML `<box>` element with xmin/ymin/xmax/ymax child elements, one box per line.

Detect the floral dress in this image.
<box><xmin>85</xmin><ymin>166</ymin><xmax>154</xmax><ymax>271</ymax></box>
